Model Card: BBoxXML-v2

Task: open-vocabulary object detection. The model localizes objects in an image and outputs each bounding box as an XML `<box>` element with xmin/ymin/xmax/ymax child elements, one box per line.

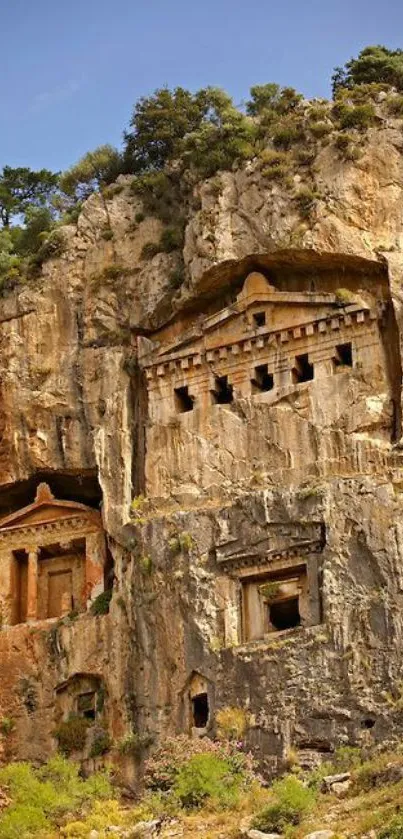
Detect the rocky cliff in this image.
<box><xmin>2</xmin><ymin>101</ymin><xmax>403</xmax><ymax>779</ymax></box>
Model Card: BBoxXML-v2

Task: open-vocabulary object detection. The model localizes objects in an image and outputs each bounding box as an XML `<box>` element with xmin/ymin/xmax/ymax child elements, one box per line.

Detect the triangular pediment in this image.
<box><xmin>0</xmin><ymin>483</ymin><xmax>101</xmax><ymax>532</ymax></box>
<box><xmin>152</xmin><ymin>272</ymin><xmax>368</xmax><ymax>363</ymax></box>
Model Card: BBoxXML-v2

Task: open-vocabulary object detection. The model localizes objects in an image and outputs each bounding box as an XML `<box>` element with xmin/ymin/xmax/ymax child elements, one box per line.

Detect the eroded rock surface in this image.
<box><xmin>1</xmin><ymin>122</ymin><xmax>403</xmax><ymax>777</ymax></box>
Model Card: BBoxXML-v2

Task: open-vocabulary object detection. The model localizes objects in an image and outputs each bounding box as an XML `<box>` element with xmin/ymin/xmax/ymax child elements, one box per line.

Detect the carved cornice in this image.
<box><xmin>216</xmin><ymin>539</ymin><xmax>324</xmax><ymax>572</ymax></box>
<box><xmin>0</xmin><ymin>516</ymin><xmax>101</xmax><ymax>551</ymax></box>
<box><xmin>144</xmin><ymin>306</ymin><xmax>383</xmax><ymax>379</ymax></box>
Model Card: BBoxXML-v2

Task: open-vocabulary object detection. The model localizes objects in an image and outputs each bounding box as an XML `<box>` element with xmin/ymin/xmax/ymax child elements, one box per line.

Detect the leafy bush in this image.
<box><xmin>60</xmin><ymin>145</ymin><xmax>123</xmax><ymax>201</ymax></box>
<box><xmin>101</xmin><ymin>183</ymin><xmax>124</xmax><ymax>200</ymax></box>
<box><xmin>308</xmin><ymin>103</ymin><xmax>329</xmax><ymax>121</ymax></box>
<box><xmin>332</xmin><ymin>45</ymin><xmax>403</xmax><ymax>96</ymax></box>
<box><xmin>309</xmin><ymin>121</ymin><xmax>332</xmax><ymax>138</ymax></box>
<box><xmin>379</xmin><ymin>814</ymin><xmax>403</xmax><ymax>838</ymax></box>
<box><xmin>90</xmin><ymin>589</ymin><xmax>112</xmax><ymax>616</ymax></box>
<box><xmin>335</xmin><ymin>287</ymin><xmax>356</xmax><ymax>305</ymax></box>
<box><xmin>118</xmin><ymin>731</ymin><xmax>153</xmax><ymax>755</ymax></box>
<box><xmin>332</xmin><ymin>745</ymin><xmax>364</xmax><ymax>771</ymax></box>
<box><xmin>144</xmin><ymin>735</ymin><xmax>255</xmax><ymax>792</ymax></box>
<box><xmin>0</xmin><ymin>804</ymin><xmax>49</xmax><ymax>839</ymax></box>
<box><xmin>130</xmin><ymin>494</ymin><xmax>150</xmax><ymax>523</ymax></box>
<box><xmin>61</xmin><ymin>798</ymin><xmax>152</xmax><ymax>837</ymax></box>
<box><xmin>272</xmin><ymin>117</ymin><xmax>305</xmax><ymax>149</ymax></box>
<box><xmin>294</xmin><ymin>187</ymin><xmax>320</xmax><ymax>217</ymax></box>
<box><xmin>0</xmin><ymin>718</ymin><xmax>14</xmax><ymax>736</ymax></box>
<box><xmin>334</xmin><ymin>132</ymin><xmax>361</xmax><ymax>161</ymax></box>
<box><xmin>246</xmin><ymin>83</ymin><xmax>303</xmax><ymax>117</ymax></box>
<box><xmin>131</xmin><ymin>171</ymin><xmax>177</xmax><ymax>224</ymax></box>
<box><xmin>333</xmin><ymin>102</ymin><xmax>376</xmax><ymax>129</ymax></box>
<box><xmin>0</xmin><ymin>756</ymin><xmax>111</xmax><ymax>839</ymax></box>
<box><xmin>216</xmin><ymin>707</ymin><xmax>248</xmax><ymax>741</ymax></box>
<box><xmin>141</xmin><ymin>242</ymin><xmax>160</xmax><ymax>260</ymax></box>
<box><xmin>169</xmin><ymin>532</ymin><xmax>194</xmax><ymax>554</ymax></box>
<box><xmin>294</xmin><ymin>146</ymin><xmax>316</xmax><ymax>166</ymax></box>
<box><xmin>252</xmin><ymin>775</ymin><xmax>315</xmax><ymax>832</ymax></box>
<box><xmin>139</xmin><ymin>555</ymin><xmax>152</xmax><ymax>575</ymax></box>
<box><xmin>55</xmin><ymin>716</ymin><xmax>89</xmax><ymax>755</ymax></box>
<box><xmin>89</xmin><ymin>726</ymin><xmax>111</xmax><ymax>758</ymax></box>
<box><xmin>173</xmin><ymin>753</ymin><xmax>245</xmax><ymax>809</ymax></box>
<box><xmin>259</xmin><ymin>149</ymin><xmax>290</xmax><ymax>180</ymax></box>
<box><xmin>387</xmin><ymin>95</ymin><xmax>403</xmax><ymax>116</ymax></box>
<box><xmin>101</xmin><ymin>228</ymin><xmax>113</xmax><ymax>241</ymax></box>
<box><xmin>351</xmin><ymin>751</ymin><xmax>403</xmax><ymax>793</ymax></box>
<box><xmin>159</xmin><ymin>225</ymin><xmax>184</xmax><ymax>253</ymax></box>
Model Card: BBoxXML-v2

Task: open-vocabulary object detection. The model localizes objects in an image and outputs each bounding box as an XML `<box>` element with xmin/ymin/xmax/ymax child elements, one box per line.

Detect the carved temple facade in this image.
<box><xmin>141</xmin><ymin>271</ymin><xmax>386</xmax><ymax>424</ymax></box>
<box><xmin>0</xmin><ymin>483</ymin><xmax>106</xmax><ymax>626</ymax></box>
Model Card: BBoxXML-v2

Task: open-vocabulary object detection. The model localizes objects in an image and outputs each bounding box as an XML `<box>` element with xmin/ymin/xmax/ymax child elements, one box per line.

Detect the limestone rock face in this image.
<box><xmin>2</xmin><ymin>121</ymin><xmax>403</xmax><ymax>775</ymax></box>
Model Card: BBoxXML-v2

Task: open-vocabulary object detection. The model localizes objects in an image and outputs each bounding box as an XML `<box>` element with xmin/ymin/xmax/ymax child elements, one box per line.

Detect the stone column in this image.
<box><xmin>26</xmin><ymin>547</ymin><xmax>38</xmax><ymax>622</ymax></box>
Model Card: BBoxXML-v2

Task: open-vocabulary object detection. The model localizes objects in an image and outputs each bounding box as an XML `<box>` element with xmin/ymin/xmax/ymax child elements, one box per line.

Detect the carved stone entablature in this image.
<box><xmin>216</xmin><ymin>539</ymin><xmax>324</xmax><ymax>574</ymax></box>
<box><xmin>0</xmin><ymin>515</ymin><xmax>102</xmax><ymax>551</ymax></box>
<box><xmin>215</xmin><ymin>521</ymin><xmax>324</xmax><ymax>573</ymax></box>
<box><xmin>141</xmin><ymin>270</ymin><xmax>385</xmax><ymax>378</ymax></box>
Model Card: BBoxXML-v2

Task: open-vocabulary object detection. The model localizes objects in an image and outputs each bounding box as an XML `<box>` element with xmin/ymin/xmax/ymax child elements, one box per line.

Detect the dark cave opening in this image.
<box><xmin>269</xmin><ymin>597</ymin><xmax>301</xmax><ymax>631</ymax></box>
<box><xmin>192</xmin><ymin>693</ymin><xmax>209</xmax><ymax>728</ymax></box>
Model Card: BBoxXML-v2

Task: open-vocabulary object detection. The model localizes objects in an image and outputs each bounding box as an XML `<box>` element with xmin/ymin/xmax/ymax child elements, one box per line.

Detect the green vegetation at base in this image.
<box><xmin>251</xmin><ymin>775</ymin><xmax>315</xmax><ymax>832</ymax></box>
<box><xmin>3</xmin><ymin>739</ymin><xmax>403</xmax><ymax>836</ymax></box>
<box><xmin>0</xmin><ymin>756</ymin><xmax>111</xmax><ymax>839</ymax></box>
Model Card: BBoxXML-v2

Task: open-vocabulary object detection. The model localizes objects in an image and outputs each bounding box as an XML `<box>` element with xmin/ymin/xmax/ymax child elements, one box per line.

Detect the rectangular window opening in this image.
<box><xmin>253</xmin><ymin>311</ymin><xmax>266</xmax><ymax>328</ymax></box>
<box><xmin>174</xmin><ymin>385</ymin><xmax>195</xmax><ymax>413</ymax></box>
<box><xmin>211</xmin><ymin>375</ymin><xmax>234</xmax><ymax>405</ymax></box>
<box><xmin>77</xmin><ymin>691</ymin><xmax>96</xmax><ymax>721</ymax></box>
<box><xmin>292</xmin><ymin>353</ymin><xmax>314</xmax><ymax>384</ymax></box>
<box><xmin>252</xmin><ymin>363</ymin><xmax>274</xmax><ymax>393</ymax></box>
<box><xmin>242</xmin><ymin>566</ymin><xmax>310</xmax><ymax>642</ymax></box>
<box><xmin>333</xmin><ymin>342</ymin><xmax>353</xmax><ymax>369</ymax></box>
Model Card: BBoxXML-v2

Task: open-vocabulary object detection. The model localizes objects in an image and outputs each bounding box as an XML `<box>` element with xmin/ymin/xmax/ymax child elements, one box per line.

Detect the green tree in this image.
<box><xmin>123</xmin><ymin>87</ymin><xmax>209</xmax><ymax>173</ymax></box>
<box><xmin>181</xmin><ymin>87</ymin><xmax>256</xmax><ymax>177</ymax></box>
<box><xmin>246</xmin><ymin>84</ymin><xmax>303</xmax><ymax>116</ymax></box>
<box><xmin>59</xmin><ymin>145</ymin><xmax>123</xmax><ymax>201</ymax></box>
<box><xmin>332</xmin><ymin>45</ymin><xmax>403</xmax><ymax>96</ymax></box>
<box><xmin>125</xmin><ymin>86</ymin><xmax>256</xmax><ymax>179</ymax></box>
<box><xmin>0</xmin><ymin>166</ymin><xmax>59</xmax><ymax>227</ymax></box>
<box><xmin>12</xmin><ymin>207</ymin><xmax>54</xmax><ymax>257</ymax></box>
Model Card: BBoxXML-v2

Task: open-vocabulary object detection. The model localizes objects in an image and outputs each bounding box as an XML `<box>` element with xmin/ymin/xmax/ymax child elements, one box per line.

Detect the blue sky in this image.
<box><xmin>1</xmin><ymin>0</ymin><xmax>403</xmax><ymax>173</ymax></box>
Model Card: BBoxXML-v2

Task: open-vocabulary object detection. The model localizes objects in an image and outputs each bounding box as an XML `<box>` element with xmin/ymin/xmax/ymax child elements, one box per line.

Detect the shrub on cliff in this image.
<box><xmin>144</xmin><ymin>735</ymin><xmax>256</xmax><ymax>792</ymax></box>
<box><xmin>60</xmin><ymin>145</ymin><xmax>124</xmax><ymax>202</ymax></box>
<box><xmin>90</xmin><ymin>588</ymin><xmax>112</xmax><ymax>616</ymax></box>
<box><xmin>173</xmin><ymin>752</ymin><xmax>247</xmax><ymax>809</ymax></box>
<box><xmin>333</xmin><ymin>101</ymin><xmax>376</xmax><ymax>130</ymax></box>
<box><xmin>55</xmin><ymin>715</ymin><xmax>89</xmax><ymax>756</ymax></box>
<box><xmin>216</xmin><ymin>707</ymin><xmax>248</xmax><ymax>741</ymax></box>
<box><xmin>251</xmin><ymin>775</ymin><xmax>315</xmax><ymax>832</ymax></box>
<box><xmin>332</xmin><ymin>45</ymin><xmax>403</xmax><ymax>96</ymax></box>
<box><xmin>246</xmin><ymin>83</ymin><xmax>303</xmax><ymax>117</ymax></box>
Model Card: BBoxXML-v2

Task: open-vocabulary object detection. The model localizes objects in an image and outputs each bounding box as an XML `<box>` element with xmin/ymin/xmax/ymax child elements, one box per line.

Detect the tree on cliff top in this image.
<box><xmin>124</xmin><ymin>87</ymin><xmax>209</xmax><ymax>173</ymax></box>
<box><xmin>123</xmin><ymin>86</ymin><xmax>255</xmax><ymax>176</ymax></box>
<box><xmin>0</xmin><ymin>166</ymin><xmax>59</xmax><ymax>228</ymax></box>
<box><xmin>59</xmin><ymin>145</ymin><xmax>123</xmax><ymax>202</ymax></box>
<box><xmin>332</xmin><ymin>45</ymin><xmax>403</xmax><ymax>96</ymax></box>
